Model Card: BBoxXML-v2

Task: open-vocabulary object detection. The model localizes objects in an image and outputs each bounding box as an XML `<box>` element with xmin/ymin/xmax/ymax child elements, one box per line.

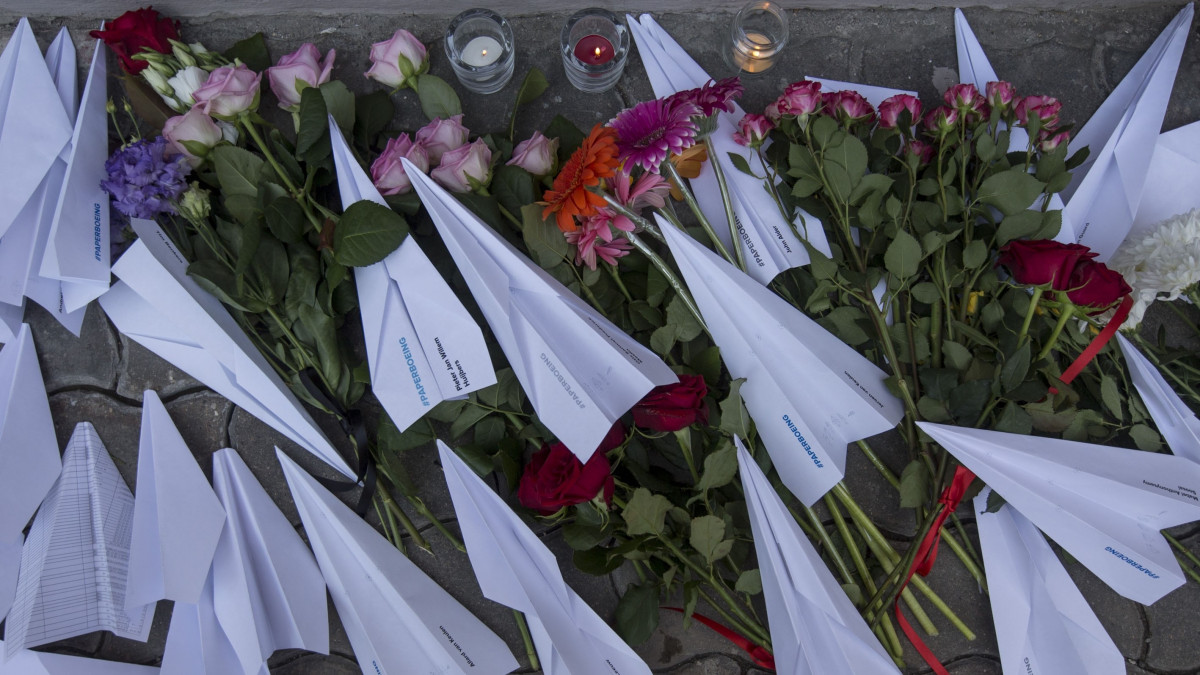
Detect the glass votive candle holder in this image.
<box><xmin>560</xmin><ymin>8</ymin><xmax>629</xmax><ymax>94</ymax></box>
<box><xmin>444</xmin><ymin>8</ymin><xmax>515</xmax><ymax>94</ymax></box>
<box><xmin>727</xmin><ymin>1</ymin><xmax>788</xmax><ymax>75</ymax></box>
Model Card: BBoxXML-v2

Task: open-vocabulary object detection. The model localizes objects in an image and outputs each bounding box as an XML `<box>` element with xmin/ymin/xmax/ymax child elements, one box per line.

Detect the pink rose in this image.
<box><xmin>733</xmin><ymin>113</ymin><xmax>774</xmax><ymax>148</ymax></box>
<box><xmin>364</xmin><ymin>29</ymin><xmax>427</xmax><ymax>89</ymax></box>
<box><xmin>822</xmin><ymin>90</ymin><xmax>875</xmax><ymax>124</ymax></box>
<box><xmin>903</xmin><ymin>139</ymin><xmax>934</xmax><ymax>166</ymax></box>
<box><xmin>267</xmin><ymin>43</ymin><xmax>335</xmax><ymax>111</ymax></box>
<box><xmin>878</xmin><ymin>94</ymin><xmax>922</xmax><ymax>130</ymax></box>
<box><xmin>415</xmin><ymin>114</ymin><xmax>469</xmax><ymax>164</ymax></box>
<box><xmin>431</xmin><ymin>139</ymin><xmax>492</xmax><ymax>193</ymax></box>
<box><xmin>370</xmin><ymin>134</ymin><xmax>429</xmax><ymax>196</ymax></box>
<box><xmin>924</xmin><ymin>105</ymin><xmax>959</xmax><ymax>136</ymax></box>
<box><xmin>777</xmin><ymin>80</ymin><xmax>822</xmax><ymax>117</ymax></box>
<box><xmin>763</xmin><ymin>100</ymin><xmax>782</xmax><ymax>122</ymax></box>
<box><xmin>506</xmin><ymin>131</ymin><xmax>559</xmax><ymax>176</ymax></box>
<box><xmin>1014</xmin><ymin>95</ymin><xmax>1062</xmax><ymax>127</ymax></box>
<box><xmin>1038</xmin><ymin>128</ymin><xmax>1071</xmax><ymax>152</ymax></box>
<box><xmin>192</xmin><ymin>64</ymin><xmax>262</xmax><ymax>119</ymax></box>
<box><xmin>986</xmin><ymin>81</ymin><xmax>1016</xmax><ymax>113</ymax></box>
<box><xmin>162</xmin><ymin>108</ymin><xmax>223</xmax><ymax>167</ymax></box>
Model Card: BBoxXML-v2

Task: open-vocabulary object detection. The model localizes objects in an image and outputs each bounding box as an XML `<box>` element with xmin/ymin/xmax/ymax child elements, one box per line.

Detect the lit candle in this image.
<box><xmin>728</xmin><ymin>1</ymin><xmax>787</xmax><ymax>75</ymax></box>
<box><xmin>573</xmin><ymin>34</ymin><xmax>614</xmax><ymax>65</ymax></box>
<box><xmin>461</xmin><ymin>35</ymin><xmax>502</xmax><ymax>67</ymax></box>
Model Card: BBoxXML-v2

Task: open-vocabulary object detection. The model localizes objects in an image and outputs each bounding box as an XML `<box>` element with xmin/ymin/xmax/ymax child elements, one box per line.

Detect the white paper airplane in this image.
<box><xmin>439</xmin><ymin>440</ymin><xmax>652</xmax><ymax>675</ymax></box>
<box><xmin>736</xmin><ymin>437</ymin><xmax>900</xmax><ymax>673</ymax></box>
<box><xmin>974</xmin><ymin>488</ymin><xmax>1125</xmax><ymax>675</ymax></box>
<box><xmin>0</xmin><ymin>639</ymin><xmax>159</xmax><ymax>674</ymax></box>
<box><xmin>1117</xmin><ymin>334</ymin><xmax>1200</xmax><ymax>464</ymax></box>
<box><xmin>405</xmin><ymin>160</ymin><xmax>677</xmax><ymax>461</ymax></box>
<box><xmin>954</xmin><ymin>9</ymin><xmax>1076</xmax><ymax>245</ymax></box>
<box><xmin>328</xmin><ymin>116</ymin><xmax>495</xmax><ymax>431</ymax></box>
<box><xmin>99</xmin><ymin>218</ymin><xmax>353</xmax><ymax>478</ymax></box>
<box><xmin>626</xmin><ymin>13</ymin><xmax>831</xmax><ymax>285</ymax></box>
<box><xmin>1061</xmin><ymin>3</ymin><xmax>1194</xmax><ymax>261</ymax></box>
<box><xmin>278</xmin><ymin>448</ymin><xmax>519</xmax><ymax>675</ymax></box>
<box><xmin>0</xmin><ymin>303</ymin><xmax>19</xmax><ymax>344</ymax></box>
<box><xmin>919</xmin><ymin>421</ymin><xmax>1200</xmax><ymax>604</ymax></box>
<box><xmin>125</xmin><ymin>390</ymin><xmax>226</xmax><ymax>609</ymax></box>
<box><xmin>5</xmin><ymin>423</ymin><xmax>153</xmax><ymax>658</ymax></box>
<box><xmin>0</xmin><ymin>324</ymin><xmax>60</xmax><ymax>621</ymax></box>
<box><xmin>660</xmin><ymin>218</ymin><xmax>903</xmax><ymax>505</ymax></box>
<box><xmin>1130</xmin><ymin>121</ymin><xmax>1200</xmax><ymax>240</ymax></box>
<box><xmin>200</xmin><ymin>448</ymin><xmax>329</xmax><ymax>675</ymax></box>
<box><xmin>0</xmin><ymin>18</ymin><xmax>74</xmax><ymax>240</ymax></box>
<box><xmin>38</xmin><ymin>32</ymin><xmax>110</xmax><ymax>312</ymax></box>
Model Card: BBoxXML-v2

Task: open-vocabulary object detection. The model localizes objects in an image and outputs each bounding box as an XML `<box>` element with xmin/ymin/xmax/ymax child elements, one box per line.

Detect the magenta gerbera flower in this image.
<box><xmin>610</xmin><ymin>97</ymin><xmax>700</xmax><ymax>173</ymax></box>
<box><xmin>670</xmin><ymin>77</ymin><xmax>744</xmax><ymax>117</ymax></box>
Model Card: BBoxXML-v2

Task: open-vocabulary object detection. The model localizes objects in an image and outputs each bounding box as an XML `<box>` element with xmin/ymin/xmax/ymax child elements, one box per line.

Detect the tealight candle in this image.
<box><xmin>727</xmin><ymin>1</ymin><xmax>788</xmax><ymax>75</ymax></box>
<box><xmin>561</xmin><ymin>8</ymin><xmax>629</xmax><ymax>93</ymax></box>
<box><xmin>444</xmin><ymin>9</ymin><xmax>515</xmax><ymax>94</ymax></box>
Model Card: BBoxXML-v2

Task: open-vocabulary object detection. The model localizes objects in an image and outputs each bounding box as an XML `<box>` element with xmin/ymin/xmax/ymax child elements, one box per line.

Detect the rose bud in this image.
<box><xmin>924</xmin><ymin>105</ymin><xmax>959</xmax><ymax>138</ymax></box>
<box><xmin>996</xmin><ymin>239</ymin><xmax>1097</xmax><ymax>289</ymax></box>
<box><xmin>1065</xmin><ymin>260</ymin><xmax>1131</xmax><ymax>313</ymax></box>
<box><xmin>822</xmin><ymin>90</ymin><xmax>876</xmax><ymax>125</ymax></box>
<box><xmin>778</xmin><ymin>80</ymin><xmax>823</xmax><ymax>117</ymax></box>
<box><xmin>516</xmin><ymin>430</ymin><xmax>621</xmax><ymax>516</ymax></box>
<box><xmin>431</xmin><ymin>138</ymin><xmax>492</xmax><ymax>193</ymax></box>
<box><xmin>267</xmin><ymin>43</ymin><xmax>335</xmax><ymax>112</ymax></box>
<box><xmin>1038</xmin><ymin>128</ymin><xmax>1071</xmax><ymax>153</ymax></box>
<box><xmin>415</xmin><ymin>114</ymin><xmax>470</xmax><ymax>164</ymax></box>
<box><xmin>763</xmin><ymin>100</ymin><xmax>783</xmax><ymax>122</ymax></box>
<box><xmin>364</xmin><ymin>28</ymin><xmax>428</xmax><ymax>90</ymax></box>
<box><xmin>163</xmin><ymin>108</ymin><xmax>223</xmax><ymax>167</ymax></box>
<box><xmin>507</xmin><ymin>131</ymin><xmax>560</xmax><ymax>176</ymax></box>
<box><xmin>632</xmin><ymin>374</ymin><xmax>709</xmax><ymax>432</ymax></box>
<box><xmin>370</xmin><ymin>134</ymin><xmax>430</xmax><ymax>196</ymax></box>
<box><xmin>986</xmin><ymin>81</ymin><xmax>1017</xmax><ymax>114</ymax></box>
<box><xmin>90</xmin><ymin>7</ymin><xmax>180</xmax><ymax>74</ymax></box>
<box><xmin>1014</xmin><ymin>95</ymin><xmax>1062</xmax><ymax>128</ymax></box>
<box><xmin>878</xmin><ymin>94</ymin><xmax>923</xmax><ymax>130</ymax></box>
<box><xmin>943</xmin><ymin>83</ymin><xmax>988</xmax><ymax>122</ymax></box>
<box><xmin>903</xmin><ymin>139</ymin><xmax>934</xmax><ymax>166</ymax></box>
<box><xmin>733</xmin><ymin>113</ymin><xmax>774</xmax><ymax>148</ymax></box>
<box><xmin>192</xmin><ymin>64</ymin><xmax>262</xmax><ymax>119</ymax></box>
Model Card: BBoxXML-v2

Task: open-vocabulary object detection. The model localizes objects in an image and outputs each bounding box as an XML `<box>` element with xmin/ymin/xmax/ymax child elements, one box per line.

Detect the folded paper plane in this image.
<box><xmin>1061</xmin><ymin>3</ymin><xmax>1194</xmax><ymax>261</ymax></box>
<box><xmin>919</xmin><ymin>421</ymin><xmax>1200</xmax><ymax>604</ymax></box>
<box><xmin>5</xmin><ymin>423</ymin><xmax>153</xmax><ymax>658</ymax></box>
<box><xmin>278</xmin><ymin>448</ymin><xmax>518</xmax><ymax>675</ymax></box>
<box><xmin>0</xmin><ymin>639</ymin><xmax>159</xmax><ymax>674</ymax></box>
<box><xmin>440</xmin><ymin>440</ymin><xmax>652</xmax><ymax>675</ymax></box>
<box><xmin>627</xmin><ymin>13</ymin><xmax>831</xmax><ymax>284</ymax></box>
<box><xmin>974</xmin><ymin>488</ymin><xmax>1124</xmax><ymax>675</ymax></box>
<box><xmin>0</xmin><ymin>324</ymin><xmax>61</xmax><ymax>621</ymax></box>
<box><xmin>99</xmin><ymin>219</ymin><xmax>352</xmax><ymax>478</ymax></box>
<box><xmin>736</xmin><ymin>438</ymin><xmax>900</xmax><ymax>674</ymax></box>
<box><xmin>125</xmin><ymin>390</ymin><xmax>226</xmax><ymax>609</ymax></box>
<box><xmin>1117</xmin><ymin>334</ymin><xmax>1200</xmax><ymax>464</ymax></box>
<box><xmin>1130</xmin><ymin>121</ymin><xmax>1200</xmax><ymax>239</ymax></box>
<box><xmin>660</xmin><ymin>218</ymin><xmax>903</xmax><ymax>505</ymax></box>
<box><xmin>329</xmin><ymin>117</ymin><xmax>495</xmax><ymax>431</ymax></box>
<box><xmin>406</xmin><ymin>160</ymin><xmax>677</xmax><ymax>460</ymax></box>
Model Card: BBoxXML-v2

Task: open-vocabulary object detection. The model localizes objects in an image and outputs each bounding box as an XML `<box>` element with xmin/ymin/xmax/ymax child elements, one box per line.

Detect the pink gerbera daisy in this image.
<box><xmin>669</xmin><ymin>77</ymin><xmax>744</xmax><ymax>117</ymax></box>
<box><xmin>565</xmin><ymin>213</ymin><xmax>633</xmax><ymax>270</ymax></box>
<box><xmin>610</xmin><ymin>98</ymin><xmax>700</xmax><ymax>172</ymax></box>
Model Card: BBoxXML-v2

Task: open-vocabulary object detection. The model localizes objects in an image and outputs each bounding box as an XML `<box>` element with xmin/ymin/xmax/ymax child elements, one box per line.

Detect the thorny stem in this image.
<box><xmin>702</xmin><ymin>137</ymin><xmax>747</xmax><ymax>273</ymax></box>
<box><xmin>619</xmin><ymin>229</ymin><xmax>708</xmax><ymax>335</ymax></box>
<box><xmin>378</xmin><ymin>484</ymin><xmax>429</xmax><ymax>552</ymax></box>
<box><xmin>656</xmin><ymin>537</ymin><xmax>769</xmax><ymax>645</ymax></box>
<box><xmin>661</xmin><ymin>160</ymin><xmax>737</xmax><ymax>266</ymax></box>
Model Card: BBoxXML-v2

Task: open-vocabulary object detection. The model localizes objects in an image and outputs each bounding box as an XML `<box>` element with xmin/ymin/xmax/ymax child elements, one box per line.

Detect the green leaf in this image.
<box><xmin>295</xmin><ymin>87</ymin><xmax>331</xmax><ymax>163</ymax></box>
<box><xmin>962</xmin><ymin>239</ymin><xmax>988</xmax><ymax>269</ymax></box>
<box><xmin>898</xmin><ymin>460</ymin><xmax>929</xmax><ymax>508</ymax></box>
<box><xmin>253</xmin><ymin>236</ymin><xmax>289</xmax><ymax>305</ymax></box>
<box><xmin>614</xmin><ymin>583</ymin><xmax>660</xmax><ymax>646</ymax></box>
<box><xmin>319</xmin><ymin>80</ymin><xmax>356</xmax><ymax>133</ymax></box>
<box><xmin>811</xmin><ymin>116</ymin><xmax>838</xmax><ymax>147</ymax></box>
<box><xmin>687</xmin><ymin>345</ymin><xmax>723</xmax><ymax>386</ymax></box>
<box><xmin>450</xmin><ymin>404</ymin><xmax>491</xmax><ymax>440</ymax></box>
<box><xmin>354</xmin><ymin>90</ymin><xmax>395</xmax><ymax>146</ymax></box>
<box><xmin>917</xmin><ymin>396</ymin><xmax>953</xmax><ymax>423</ymax></box>
<box><xmin>545</xmin><ymin>115</ymin><xmax>585</xmax><ymax>163</ymax></box>
<box><xmin>212</xmin><ymin>145</ymin><xmax>265</xmax><ymax>198</ymax></box>
<box><xmin>848</xmin><ymin>173</ymin><xmax>893</xmax><ymax>205</ymax></box>
<box><xmin>689</xmin><ymin>515</ymin><xmax>732</xmax><ymax>565</ymax></box>
<box><xmin>188</xmin><ymin>259</ymin><xmax>256</xmax><ymax>312</ymax></box>
<box><xmin>728</xmin><ymin>152</ymin><xmax>755</xmax><ymax>177</ymax></box>
<box><xmin>985</xmin><ymin>489</ymin><xmax>1007</xmax><ymax>513</ymax></box>
<box><xmin>884</xmin><ymin>229</ymin><xmax>922</xmax><ymax>278</ymax></box>
<box><xmin>1000</xmin><ymin>342</ymin><xmax>1031</xmax><ymax>393</ymax></box>
<box><xmin>334</xmin><ymin>200</ymin><xmax>410</xmax><ymax>267</ymax></box>
<box><xmin>650</xmin><ymin>325</ymin><xmax>677</xmax><ymax>355</ymax></box>
<box><xmin>911</xmin><ymin>282</ymin><xmax>940</xmax><ymax>305</ymax></box>
<box><xmin>563</xmin><ymin>519</ymin><xmax>610</xmax><ymax>551</ymax></box>
<box><xmin>416</xmin><ymin>74</ymin><xmax>462</xmax><ymax>121</ymax></box>
<box><xmin>819</xmin><ymin>306</ymin><xmax>871</xmax><ymax>346</ymax></box>
<box><xmin>622</xmin><ymin>488</ymin><xmax>673</xmax><ymax>536</ymax></box>
<box><xmin>942</xmin><ymin>340</ymin><xmax>973</xmax><ymax>371</ymax></box>
<box><xmin>297</xmin><ymin>304</ymin><xmax>341</xmax><ymax>388</ymax></box>
<box><xmin>492</xmin><ymin>166</ymin><xmax>537</xmax><ymax>220</ymax></box>
<box><xmin>978</xmin><ymin>168</ymin><xmax>1045</xmax><ymax>216</ymax></box>
<box><xmin>1129</xmin><ymin>423</ymin><xmax>1163</xmax><ymax>452</ymax></box>
<box><xmin>995</xmin><ymin>210</ymin><xmax>1044</xmax><ymax>245</ymax></box>
<box><xmin>735</xmin><ymin>569</ymin><xmax>762</xmax><ymax>595</ymax></box>
<box><xmin>508</xmin><ymin>67</ymin><xmax>549</xmax><ymax>139</ymax></box>
<box><xmin>265</xmin><ymin>197</ymin><xmax>307</xmax><ymax>244</ymax></box>
<box><xmin>694</xmin><ymin>441</ymin><xmax>737</xmax><ymax>492</ymax></box>
<box><xmin>234</xmin><ymin>217</ymin><xmax>263</xmax><ymax>277</ymax></box>
<box><xmin>521</xmin><ymin>204</ymin><xmax>569</xmax><ymax>268</ymax></box>
<box><xmin>666</xmin><ymin>295</ymin><xmax>703</xmax><ymax>342</ymax></box>
<box><xmin>718</xmin><ymin>378</ymin><xmax>751</xmax><ymax>439</ymax></box>
<box><xmin>994</xmin><ymin>401</ymin><xmax>1033</xmax><ymax>434</ymax></box>
<box><xmin>223</xmin><ymin>33</ymin><xmax>271</xmax><ymax>71</ymax></box>
<box><xmin>1100</xmin><ymin>375</ymin><xmax>1125</xmax><ymax>422</ymax></box>
<box><xmin>949</xmin><ymin>379</ymin><xmax>992</xmax><ymax>425</ymax></box>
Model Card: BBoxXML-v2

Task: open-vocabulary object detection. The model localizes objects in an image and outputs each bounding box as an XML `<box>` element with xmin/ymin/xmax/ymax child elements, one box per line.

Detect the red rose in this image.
<box><xmin>996</xmin><ymin>240</ymin><xmax>1097</xmax><ymax>289</ymax></box>
<box><xmin>1065</xmin><ymin>260</ymin><xmax>1131</xmax><ymax>313</ymax></box>
<box><xmin>91</xmin><ymin>7</ymin><xmax>181</xmax><ymax>74</ymax></box>
<box><xmin>632</xmin><ymin>374</ymin><xmax>709</xmax><ymax>432</ymax></box>
<box><xmin>517</xmin><ymin>438</ymin><xmax>617</xmax><ymax>516</ymax></box>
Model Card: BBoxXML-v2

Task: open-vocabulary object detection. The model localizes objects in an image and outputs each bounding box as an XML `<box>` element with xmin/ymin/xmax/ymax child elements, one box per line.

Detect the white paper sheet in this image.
<box><xmin>975</xmin><ymin>488</ymin><xmax>1125</xmax><ymax>675</ymax></box>
<box><xmin>0</xmin><ymin>324</ymin><xmax>61</xmax><ymax>621</ymax></box>
<box><xmin>1117</xmin><ymin>334</ymin><xmax>1200</xmax><ymax>463</ymax></box>
<box><xmin>205</xmin><ymin>448</ymin><xmax>329</xmax><ymax>675</ymax></box>
<box><xmin>1129</xmin><ymin>121</ymin><xmax>1200</xmax><ymax>239</ymax></box>
<box><xmin>328</xmin><ymin>116</ymin><xmax>496</xmax><ymax>431</ymax></box>
<box><xmin>160</xmin><ymin>572</ymin><xmax>257</xmax><ymax>675</ymax></box>
<box><xmin>919</xmin><ymin>421</ymin><xmax>1200</xmax><ymax>604</ymax></box>
<box><xmin>278</xmin><ymin>448</ymin><xmax>518</xmax><ymax>675</ymax></box>
<box><xmin>5</xmin><ymin>423</ymin><xmax>153</xmax><ymax>658</ymax></box>
<box><xmin>0</xmin><ymin>639</ymin><xmax>159</xmax><ymax>674</ymax></box>
<box><xmin>405</xmin><ymin>160</ymin><xmax>677</xmax><ymax>461</ymax></box>
<box><xmin>626</xmin><ymin>13</ymin><xmax>831</xmax><ymax>285</ymax></box>
<box><xmin>439</xmin><ymin>440</ymin><xmax>653</xmax><ymax>675</ymax></box>
<box><xmin>1061</xmin><ymin>4</ymin><xmax>1193</xmax><ymax>261</ymax></box>
<box><xmin>659</xmin><ymin>218</ymin><xmax>903</xmax><ymax>505</ymax></box>
<box><xmin>0</xmin><ymin>303</ymin><xmax>20</xmax><ymax>343</ymax></box>
<box><xmin>125</xmin><ymin>390</ymin><xmax>226</xmax><ymax>609</ymax></box>
<box><xmin>736</xmin><ymin>437</ymin><xmax>899</xmax><ymax>673</ymax></box>
<box><xmin>99</xmin><ymin>219</ymin><xmax>352</xmax><ymax>477</ymax></box>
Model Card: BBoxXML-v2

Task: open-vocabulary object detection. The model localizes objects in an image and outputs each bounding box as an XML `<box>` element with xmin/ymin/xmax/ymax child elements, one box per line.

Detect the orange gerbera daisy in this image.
<box><xmin>541</xmin><ymin>124</ymin><xmax>619</xmax><ymax>232</ymax></box>
<box><xmin>667</xmin><ymin>143</ymin><xmax>708</xmax><ymax>200</ymax></box>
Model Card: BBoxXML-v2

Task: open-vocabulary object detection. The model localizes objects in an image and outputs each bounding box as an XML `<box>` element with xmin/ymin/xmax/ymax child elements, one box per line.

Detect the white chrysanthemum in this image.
<box><xmin>1110</xmin><ymin>208</ymin><xmax>1200</xmax><ymax>326</ymax></box>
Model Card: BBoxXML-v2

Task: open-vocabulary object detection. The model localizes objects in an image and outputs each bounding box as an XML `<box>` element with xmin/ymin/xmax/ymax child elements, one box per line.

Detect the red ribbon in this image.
<box><xmin>1049</xmin><ymin>295</ymin><xmax>1132</xmax><ymax>395</ymax></box>
<box><xmin>663</xmin><ymin>607</ymin><xmax>775</xmax><ymax>669</ymax></box>
<box><xmin>893</xmin><ymin>465</ymin><xmax>977</xmax><ymax>675</ymax></box>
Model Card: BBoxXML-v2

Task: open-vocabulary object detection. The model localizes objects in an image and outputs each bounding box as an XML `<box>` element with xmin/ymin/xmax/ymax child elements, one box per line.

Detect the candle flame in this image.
<box><xmin>481</xmin><ymin>49</ymin><xmax>488</xmax><ymax>56</ymax></box>
<box><xmin>594</xmin><ymin>46</ymin><xmax>602</xmax><ymax>57</ymax></box>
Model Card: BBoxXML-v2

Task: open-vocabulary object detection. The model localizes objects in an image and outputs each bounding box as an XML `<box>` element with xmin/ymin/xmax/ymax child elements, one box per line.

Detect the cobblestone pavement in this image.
<box><xmin>3</xmin><ymin>4</ymin><xmax>1200</xmax><ymax>673</ymax></box>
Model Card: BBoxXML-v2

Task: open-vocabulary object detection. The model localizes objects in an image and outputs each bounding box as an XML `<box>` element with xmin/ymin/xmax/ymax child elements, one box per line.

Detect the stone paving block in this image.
<box><xmin>28</xmin><ymin>303</ymin><xmax>119</xmax><ymax>392</ymax></box>
<box><xmin>657</xmin><ymin>653</ymin><xmax>744</xmax><ymax>674</ymax></box>
<box><xmin>1060</xmin><ymin>549</ymin><xmax>1148</xmax><ymax>661</ymax></box>
<box><xmin>269</xmin><ymin>650</ymin><xmax>362</xmax><ymax>674</ymax></box>
<box><xmin>1145</xmin><ymin>571</ymin><xmax>1200</xmax><ymax>671</ymax></box>
<box><xmin>942</xmin><ymin>654</ymin><xmax>1002</xmax><ymax>674</ymax></box>
<box><xmin>90</xmin><ymin>601</ymin><xmax>172</xmax><ymax>666</ymax></box>
<box><xmin>843</xmin><ymin>430</ymin><xmax>917</xmax><ymax>537</ymax></box>
<box><xmin>49</xmin><ymin>390</ymin><xmax>142</xmax><ymax>484</ymax></box>
<box><xmin>162</xmin><ymin>391</ymin><xmax>233</xmax><ymax>466</ymax></box>
<box><xmin>115</xmin><ymin>336</ymin><xmax>204</xmax><ymax>401</ymax></box>
<box><xmin>635</xmin><ymin>600</ymin><xmax>750</xmax><ymax>669</ymax></box>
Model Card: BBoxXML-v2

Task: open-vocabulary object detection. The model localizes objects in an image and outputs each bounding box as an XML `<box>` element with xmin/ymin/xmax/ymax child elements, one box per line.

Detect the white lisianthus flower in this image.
<box><xmin>1110</xmin><ymin>208</ymin><xmax>1200</xmax><ymax>326</ymax></box>
<box><xmin>166</xmin><ymin>65</ymin><xmax>209</xmax><ymax>110</ymax></box>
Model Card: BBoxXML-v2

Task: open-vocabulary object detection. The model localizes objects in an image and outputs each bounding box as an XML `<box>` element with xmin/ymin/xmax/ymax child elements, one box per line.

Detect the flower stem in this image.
<box><xmin>620</xmin><ymin>229</ymin><xmax>708</xmax><ymax>335</ymax></box>
<box><xmin>1036</xmin><ymin>298</ymin><xmax>1076</xmax><ymax>363</ymax></box>
<box><xmin>661</xmin><ymin>160</ymin><xmax>737</xmax><ymax>266</ymax></box>
<box><xmin>799</xmin><ymin>502</ymin><xmax>857</xmax><ymax>585</ymax></box>
<box><xmin>512</xmin><ymin>610</ymin><xmax>541</xmax><ymax>671</ymax></box>
<box><xmin>404</xmin><ymin>495</ymin><xmax>466</xmax><ymax>552</ymax></box>
<box><xmin>377</xmin><ymin>484</ymin><xmax>430</xmax><ymax>552</ymax></box>
<box><xmin>703</xmin><ymin>138</ymin><xmax>747</xmax><ymax>273</ymax></box>
<box><xmin>658</xmin><ymin>537</ymin><xmax>769</xmax><ymax>644</ymax></box>
<box><xmin>1167</xmin><ymin>533</ymin><xmax>1200</xmax><ymax>573</ymax></box>
<box><xmin>1018</xmin><ymin>286</ymin><xmax>1044</xmax><ymax>345</ymax></box>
